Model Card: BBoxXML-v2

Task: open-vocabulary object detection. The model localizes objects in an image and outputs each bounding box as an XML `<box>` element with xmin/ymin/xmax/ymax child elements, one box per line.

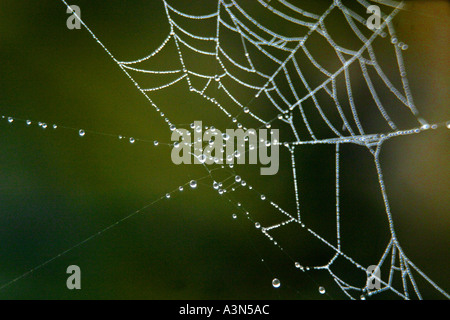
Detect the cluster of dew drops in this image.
<box><xmin>163</xmin><ymin>174</ymin><xmax>330</xmax><ymax>297</ymax></box>
<box><xmin>271</xmin><ymin>278</ymin><xmax>326</xmax><ymax>296</ymax></box>
<box><xmin>2</xmin><ymin>115</ymin><xmax>163</xmax><ymax>146</ymax></box>
<box><xmin>5</xmin><ymin>116</ymin><xmax>57</xmax><ymax>130</ymax></box>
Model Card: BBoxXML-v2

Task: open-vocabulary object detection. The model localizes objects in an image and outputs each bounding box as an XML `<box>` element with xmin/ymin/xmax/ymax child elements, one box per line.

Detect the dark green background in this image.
<box><xmin>0</xmin><ymin>0</ymin><xmax>448</xmax><ymax>299</ymax></box>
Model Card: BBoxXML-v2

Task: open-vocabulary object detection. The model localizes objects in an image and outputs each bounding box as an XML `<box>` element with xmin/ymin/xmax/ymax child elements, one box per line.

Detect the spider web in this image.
<box><xmin>1</xmin><ymin>0</ymin><xmax>448</xmax><ymax>300</ymax></box>
<box><xmin>64</xmin><ymin>0</ymin><xmax>450</xmax><ymax>299</ymax></box>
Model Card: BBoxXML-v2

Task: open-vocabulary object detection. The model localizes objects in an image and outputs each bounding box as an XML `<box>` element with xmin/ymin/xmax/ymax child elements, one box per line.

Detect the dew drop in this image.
<box><xmin>189</xmin><ymin>180</ymin><xmax>197</xmax><ymax>189</ymax></box>
<box><xmin>7</xmin><ymin>117</ymin><xmax>13</xmax><ymax>123</ymax></box>
<box><xmin>319</xmin><ymin>286</ymin><xmax>326</xmax><ymax>294</ymax></box>
<box><xmin>26</xmin><ymin>120</ymin><xmax>31</xmax><ymax>125</ymax></box>
<box><xmin>178</xmin><ymin>186</ymin><xmax>184</xmax><ymax>192</ymax></box>
<box><xmin>232</xmin><ymin>214</ymin><xmax>237</xmax><ymax>219</ymax></box>
<box><xmin>52</xmin><ymin>124</ymin><xmax>58</xmax><ymax>129</ymax></box>
<box><xmin>243</xmin><ymin>107</ymin><xmax>249</xmax><ymax>113</ymax></box>
<box><xmin>170</xmin><ymin>124</ymin><xmax>176</xmax><ymax>131</ymax></box>
<box><xmin>255</xmin><ymin>222</ymin><xmax>261</xmax><ymax>229</ymax></box>
<box><xmin>79</xmin><ymin>129</ymin><xmax>85</xmax><ymax>137</ymax></box>
<box><xmin>272</xmin><ymin>278</ymin><xmax>281</xmax><ymax>288</ymax></box>
<box><xmin>129</xmin><ymin>137</ymin><xmax>135</xmax><ymax>144</ymax></box>
<box><xmin>165</xmin><ymin>193</ymin><xmax>171</xmax><ymax>199</ymax></box>
<box><xmin>235</xmin><ymin>175</ymin><xmax>241</xmax><ymax>183</ymax></box>
<box><xmin>213</xmin><ymin>181</ymin><xmax>220</xmax><ymax>190</ymax></box>
<box><xmin>260</xmin><ymin>195</ymin><xmax>266</xmax><ymax>201</ymax></box>
<box><xmin>154</xmin><ymin>140</ymin><xmax>159</xmax><ymax>146</ymax></box>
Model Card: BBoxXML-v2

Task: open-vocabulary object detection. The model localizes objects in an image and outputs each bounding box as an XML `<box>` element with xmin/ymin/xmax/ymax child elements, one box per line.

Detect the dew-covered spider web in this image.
<box><xmin>0</xmin><ymin>0</ymin><xmax>448</xmax><ymax>300</ymax></box>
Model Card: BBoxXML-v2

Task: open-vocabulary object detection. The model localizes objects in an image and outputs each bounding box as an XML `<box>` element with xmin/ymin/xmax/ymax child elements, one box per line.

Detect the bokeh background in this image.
<box><xmin>0</xmin><ymin>0</ymin><xmax>448</xmax><ymax>299</ymax></box>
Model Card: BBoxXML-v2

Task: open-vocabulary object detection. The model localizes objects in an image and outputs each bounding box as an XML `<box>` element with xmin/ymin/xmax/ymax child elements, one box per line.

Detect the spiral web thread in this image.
<box><xmin>1</xmin><ymin>0</ymin><xmax>448</xmax><ymax>299</ymax></box>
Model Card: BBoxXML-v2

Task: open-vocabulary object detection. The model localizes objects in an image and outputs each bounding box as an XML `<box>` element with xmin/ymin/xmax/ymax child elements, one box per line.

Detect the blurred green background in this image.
<box><xmin>0</xmin><ymin>0</ymin><xmax>448</xmax><ymax>299</ymax></box>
